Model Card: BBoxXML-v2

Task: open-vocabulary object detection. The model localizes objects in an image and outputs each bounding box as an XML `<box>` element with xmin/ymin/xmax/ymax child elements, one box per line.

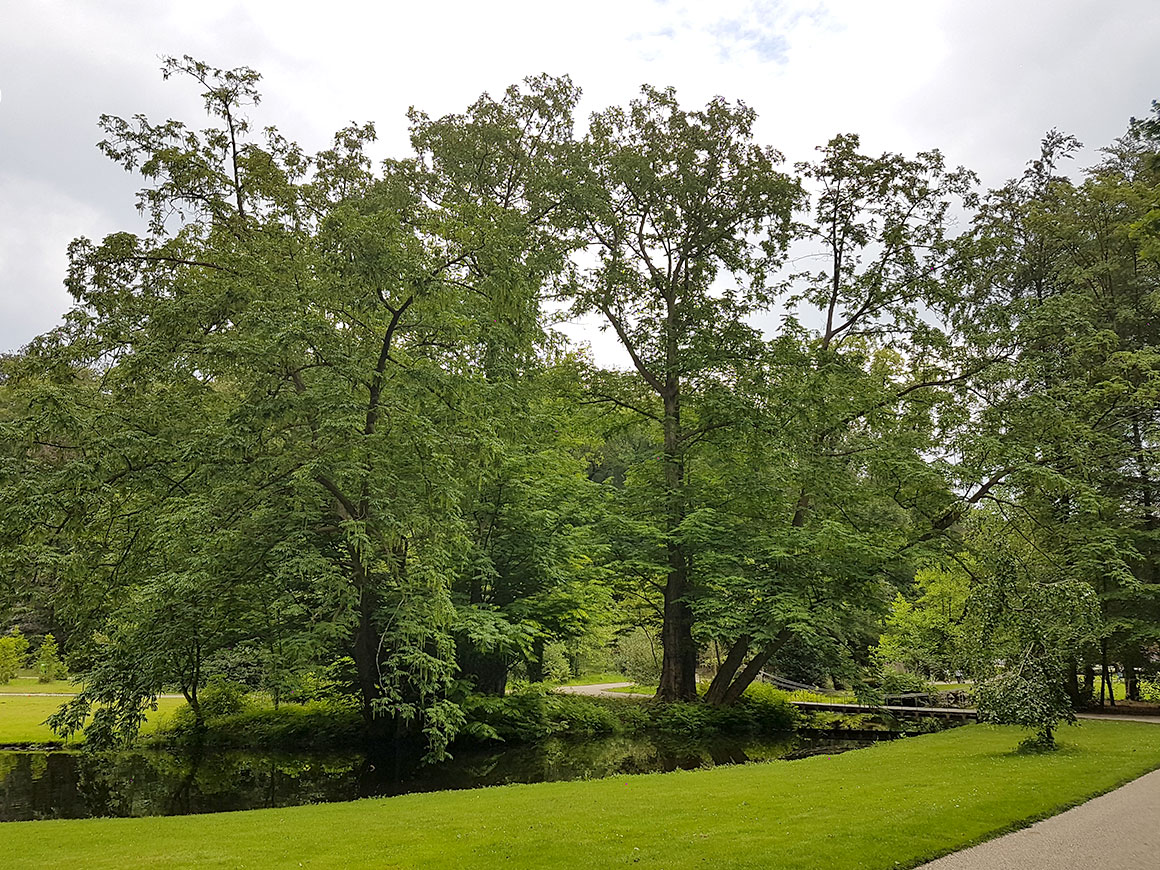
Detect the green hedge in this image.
<box><xmin>159</xmin><ymin>697</ymin><xmax>364</xmax><ymax>749</ymax></box>
<box><xmin>458</xmin><ymin>686</ymin><xmax>798</xmax><ymax>745</ymax></box>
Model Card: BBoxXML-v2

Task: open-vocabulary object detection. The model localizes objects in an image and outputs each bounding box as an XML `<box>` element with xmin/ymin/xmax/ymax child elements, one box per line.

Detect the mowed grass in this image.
<box><xmin>0</xmin><ymin>694</ymin><xmax>187</xmax><ymax>744</ymax></box>
<box><xmin>607</xmin><ymin>684</ymin><xmax>657</xmax><ymax>695</ymax></box>
<box><xmin>0</xmin><ymin>677</ymin><xmax>79</xmax><ymax>694</ymax></box>
<box><xmin>554</xmin><ymin>673</ymin><xmax>630</xmax><ymax>687</ymax></box>
<box><xmin>2</xmin><ymin>720</ymin><xmax>1159</xmax><ymax>869</ymax></box>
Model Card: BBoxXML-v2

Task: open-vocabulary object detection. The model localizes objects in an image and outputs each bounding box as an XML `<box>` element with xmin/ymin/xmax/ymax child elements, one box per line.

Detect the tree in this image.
<box><xmin>2</xmin><ymin>58</ymin><xmax>581</xmax><ymax>754</ymax></box>
<box><xmin>955</xmin><ymin>115</ymin><xmax>1160</xmax><ymax>709</ymax></box>
<box><xmin>697</xmin><ymin>133</ymin><xmax>978</xmax><ymax>706</ymax></box>
<box><xmin>573</xmin><ymin>86</ymin><xmax>801</xmax><ymax>701</ymax></box>
<box><xmin>965</xmin><ymin>541</ymin><xmax>1099</xmax><ymax>749</ymax></box>
<box><xmin>0</xmin><ymin>630</ymin><xmax>29</xmax><ymax>683</ymax></box>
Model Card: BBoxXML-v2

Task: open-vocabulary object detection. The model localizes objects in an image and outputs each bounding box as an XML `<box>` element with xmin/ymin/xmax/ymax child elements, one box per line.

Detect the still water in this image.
<box><xmin>0</xmin><ymin>732</ymin><xmax>879</xmax><ymax>822</ymax></box>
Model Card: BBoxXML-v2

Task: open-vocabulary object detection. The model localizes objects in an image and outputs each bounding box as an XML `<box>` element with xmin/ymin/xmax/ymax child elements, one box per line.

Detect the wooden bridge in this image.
<box><xmin>758</xmin><ymin>672</ymin><xmax>978</xmax><ymax>721</ymax></box>
<box><xmin>788</xmin><ymin>699</ymin><xmax>977</xmax><ymax>721</ymax></box>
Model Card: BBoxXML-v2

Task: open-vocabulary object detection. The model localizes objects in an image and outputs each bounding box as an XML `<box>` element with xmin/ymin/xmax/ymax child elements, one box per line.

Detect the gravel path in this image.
<box><xmin>917</xmin><ymin>766</ymin><xmax>1160</xmax><ymax>869</ymax></box>
<box><xmin>554</xmin><ymin>682</ymin><xmax>653</xmax><ymax>698</ymax></box>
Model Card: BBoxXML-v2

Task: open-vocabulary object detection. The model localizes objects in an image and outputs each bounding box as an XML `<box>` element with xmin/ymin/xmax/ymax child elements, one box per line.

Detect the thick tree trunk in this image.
<box><xmin>718</xmin><ymin>630</ymin><xmax>794</xmax><ymax>707</ymax></box>
<box><xmin>704</xmin><ymin>629</ymin><xmax>793</xmax><ymax>707</ymax></box>
<box><xmin>656</xmin><ymin>388</ymin><xmax>698</xmax><ymax>702</ymax></box>
<box><xmin>353</xmin><ymin>580</ymin><xmax>386</xmax><ymax>732</ymax></box>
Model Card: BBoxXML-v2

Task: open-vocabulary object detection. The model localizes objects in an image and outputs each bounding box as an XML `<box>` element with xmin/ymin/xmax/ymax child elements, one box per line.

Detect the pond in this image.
<box><xmin>0</xmin><ymin>731</ymin><xmax>884</xmax><ymax>821</ymax></box>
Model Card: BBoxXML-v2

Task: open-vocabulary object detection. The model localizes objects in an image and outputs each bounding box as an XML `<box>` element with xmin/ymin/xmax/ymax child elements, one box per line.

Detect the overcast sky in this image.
<box><xmin>2</xmin><ymin>0</ymin><xmax>1158</xmax><ymax>358</ymax></box>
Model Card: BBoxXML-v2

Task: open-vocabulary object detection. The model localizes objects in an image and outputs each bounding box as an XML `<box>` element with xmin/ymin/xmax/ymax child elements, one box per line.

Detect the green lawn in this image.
<box><xmin>2</xmin><ymin>720</ymin><xmax>1158</xmax><ymax>869</ymax></box>
<box><xmin>554</xmin><ymin>673</ymin><xmax>630</xmax><ymax>687</ymax></box>
<box><xmin>607</xmin><ymin>684</ymin><xmax>657</xmax><ymax>695</ymax></box>
<box><xmin>0</xmin><ymin>694</ymin><xmax>186</xmax><ymax>744</ymax></box>
<box><xmin>0</xmin><ymin>677</ymin><xmax>78</xmax><ymax>694</ymax></box>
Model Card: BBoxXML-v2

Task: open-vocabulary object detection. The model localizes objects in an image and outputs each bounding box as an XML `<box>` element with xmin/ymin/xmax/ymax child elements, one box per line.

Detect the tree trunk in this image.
<box><xmin>705</xmin><ymin>629</ymin><xmax>793</xmax><ymax>707</ymax></box>
<box><xmin>353</xmin><ymin>580</ymin><xmax>385</xmax><ymax>731</ymax></box>
<box><xmin>703</xmin><ymin>636</ymin><xmax>751</xmax><ymax>705</ymax></box>
<box><xmin>1125</xmin><ymin>662</ymin><xmax>1140</xmax><ymax>702</ymax></box>
<box><xmin>1064</xmin><ymin>657</ymin><xmax>1081</xmax><ymax>708</ymax></box>
<box><xmin>656</xmin><ymin>388</ymin><xmax>698</xmax><ymax>702</ymax></box>
<box><xmin>526</xmin><ymin>636</ymin><xmax>546</xmax><ymax>684</ymax></box>
<box><xmin>1099</xmin><ymin>641</ymin><xmax>1115</xmax><ymax>708</ymax></box>
<box><xmin>717</xmin><ymin>630</ymin><xmax>794</xmax><ymax>707</ymax></box>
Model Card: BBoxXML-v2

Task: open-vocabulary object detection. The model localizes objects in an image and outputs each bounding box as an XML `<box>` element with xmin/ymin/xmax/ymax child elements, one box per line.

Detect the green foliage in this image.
<box><xmin>460</xmin><ymin>687</ymin><xmax>796</xmax><ymax>745</ymax></box>
<box><xmin>966</xmin><ymin>553</ymin><xmax>1100</xmax><ymax>747</ymax></box>
<box><xmin>0</xmin><ymin>630</ymin><xmax>30</xmax><ymax>683</ymax></box>
<box><xmin>612</xmin><ymin>628</ymin><xmax>661</xmax><ymax>686</ymax></box>
<box><xmin>540</xmin><ymin>643</ymin><xmax>573</xmax><ymax>684</ymax></box>
<box><xmin>158</xmin><ymin>696</ymin><xmax>363</xmax><ymax>749</ymax></box>
<box><xmin>34</xmin><ymin>634</ymin><xmax>67</xmax><ymax>683</ymax></box>
<box><xmin>880</xmin><ymin>671</ymin><xmax>934</xmax><ymax>695</ymax></box>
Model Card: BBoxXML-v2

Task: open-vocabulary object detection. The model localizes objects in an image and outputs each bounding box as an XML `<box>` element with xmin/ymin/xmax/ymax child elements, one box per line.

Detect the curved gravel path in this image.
<box><xmin>554</xmin><ymin>682</ymin><xmax>653</xmax><ymax>698</ymax></box>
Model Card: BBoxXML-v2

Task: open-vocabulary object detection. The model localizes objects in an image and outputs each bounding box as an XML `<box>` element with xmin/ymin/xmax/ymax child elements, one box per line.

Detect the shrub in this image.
<box><xmin>613</xmin><ymin>629</ymin><xmax>661</xmax><ymax>686</ymax></box>
<box><xmin>542</xmin><ymin>643</ymin><xmax>573</xmax><ymax>684</ymax></box>
<box><xmin>0</xmin><ymin>631</ymin><xmax>30</xmax><ymax>683</ymax></box>
<box><xmin>459</xmin><ymin>691</ymin><xmax>630</xmax><ymax>744</ymax></box>
<box><xmin>160</xmin><ymin>696</ymin><xmax>363</xmax><ymax>749</ymax></box>
<box><xmin>197</xmin><ymin>678</ymin><xmax>251</xmax><ymax>718</ymax></box>
<box><xmin>1140</xmin><ymin>679</ymin><xmax>1160</xmax><ymax>703</ymax></box>
<box><xmin>881</xmin><ymin>671</ymin><xmax>933</xmax><ymax>695</ymax></box>
<box><xmin>35</xmin><ymin>634</ymin><xmax>67</xmax><ymax>683</ymax></box>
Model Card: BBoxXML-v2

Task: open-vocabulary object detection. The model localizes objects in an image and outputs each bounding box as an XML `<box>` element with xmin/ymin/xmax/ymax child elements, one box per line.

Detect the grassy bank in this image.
<box><xmin>2</xmin><ymin>720</ymin><xmax>1158</xmax><ymax>869</ymax></box>
<box><xmin>0</xmin><ymin>694</ymin><xmax>186</xmax><ymax>745</ymax></box>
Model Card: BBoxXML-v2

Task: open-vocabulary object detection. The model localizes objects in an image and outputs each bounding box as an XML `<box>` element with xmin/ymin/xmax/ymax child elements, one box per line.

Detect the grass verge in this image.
<box><xmin>2</xmin><ymin>720</ymin><xmax>1158</xmax><ymax>869</ymax></box>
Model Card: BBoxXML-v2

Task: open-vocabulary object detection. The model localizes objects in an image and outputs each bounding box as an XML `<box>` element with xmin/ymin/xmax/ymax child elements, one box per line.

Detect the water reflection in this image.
<box><xmin>0</xmin><ymin>733</ymin><xmax>875</xmax><ymax>822</ymax></box>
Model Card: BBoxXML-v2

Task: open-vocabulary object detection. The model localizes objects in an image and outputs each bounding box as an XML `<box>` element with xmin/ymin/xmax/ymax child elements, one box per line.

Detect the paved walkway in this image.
<box><xmin>555</xmin><ymin>682</ymin><xmax>652</xmax><ymax>698</ymax></box>
<box><xmin>917</xmin><ymin>767</ymin><xmax>1160</xmax><ymax>869</ymax></box>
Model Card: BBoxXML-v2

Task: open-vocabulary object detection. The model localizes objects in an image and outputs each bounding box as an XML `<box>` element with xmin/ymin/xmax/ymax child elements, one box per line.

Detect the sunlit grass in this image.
<box><xmin>0</xmin><ymin>694</ymin><xmax>186</xmax><ymax>744</ymax></box>
<box><xmin>0</xmin><ymin>677</ymin><xmax>79</xmax><ymax>694</ymax></box>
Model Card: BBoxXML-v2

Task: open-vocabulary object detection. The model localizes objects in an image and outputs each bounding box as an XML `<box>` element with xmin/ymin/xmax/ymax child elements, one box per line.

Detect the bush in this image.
<box><xmin>1140</xmin><ymin>679</ymin><xmax>1160</xmax><ymax>703</ymax></box>
<box><xmin>197</xmin><ymin>679</ymin><xmax>251</xmax><ymax>718</ymax></box>
<box><xmin>35</xmin><ymin>634</ymin><xmax>67</xmax><ymax>683</ymax></box>
<box><xmin>459</xmin><ymin>690</ymin><xmax>631</xmax><ymax>744</ymax></box>
<box><xmin>460</xmin><ymin>684</ymin><xmax>798</xmax><ymax>746</ymax></box>
<box><xmin>881</xmin><ymin>671</ymin><xmax>933</xmax><ymax>695</ymax></box>
<box><xmin>613</xmin><ymin>629</ymin><xmax>661</xmax><ymax>686</ymax></box>
<box><xmin>541</xmin><ymin>643</ymin><xmax>573</xmax><ymax>684</ymax></box>
<box><xmin>160</xmin><ymin>696</ymin><xmax>363</xmax><ymax>749</ymax></box>
<box><xmin>0</xmin><ymin>631</ymin><xmax>30</xmax><ymax>683</ymax></box>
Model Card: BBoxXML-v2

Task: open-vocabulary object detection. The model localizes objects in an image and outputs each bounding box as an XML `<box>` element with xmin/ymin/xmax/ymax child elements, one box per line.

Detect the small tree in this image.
<box><xmin>0</xmin><ymin>630</ymin><xmax>30</xmax><ymax>683</ymax></box>
<box><xmin>968</xmin><ymin>557</ymin><xmax>1099</xmax><ymax>749</ymax></box>
<box><xmin>35</xmin><ymin>634</ymin><xmax>67</xmax><ymax>683</ymax></box>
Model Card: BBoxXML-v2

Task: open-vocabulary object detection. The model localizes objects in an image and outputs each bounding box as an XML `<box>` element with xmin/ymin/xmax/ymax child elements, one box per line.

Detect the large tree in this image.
<box><xmin>0</xmin><ymin>59</ymin><xmax>580</xmax><ymax>753</ymax></box>
<box><xmin>573</xmin><ymin>86</ymin><xmax>801</xmax><ymax>701</ymax></box>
